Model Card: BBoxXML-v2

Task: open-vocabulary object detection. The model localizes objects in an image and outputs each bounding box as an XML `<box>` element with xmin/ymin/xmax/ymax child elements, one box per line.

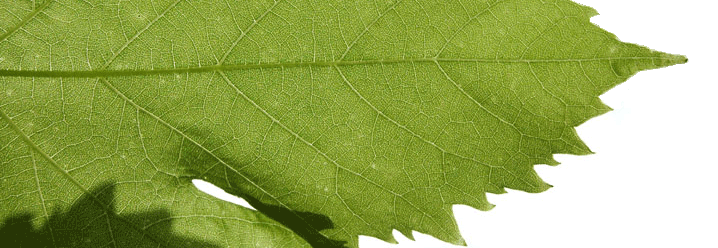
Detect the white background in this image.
<box><xmin>196</xmin><ymin>0</ymin><xmax>718</xmax><ymax>247</ymax></box>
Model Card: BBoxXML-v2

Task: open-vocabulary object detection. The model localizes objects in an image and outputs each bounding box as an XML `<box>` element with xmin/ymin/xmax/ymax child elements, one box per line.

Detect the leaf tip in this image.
<box><xmin>454</xmin><ymin>236</ymin><xmax>468</xmax><ymax>247</ymax></box>
<box><xmin>670</xmin><ymin>54</ymin><xmax>688</xmax><ymax>65</ymax></box>
<box><xmin>653</xmin><ymin>52</ymin><xmax>688</xmax><ymax>68</ymax></box>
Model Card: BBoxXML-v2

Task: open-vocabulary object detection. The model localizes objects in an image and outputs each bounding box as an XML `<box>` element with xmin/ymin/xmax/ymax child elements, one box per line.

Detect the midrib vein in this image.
<box><xmin>0</xmin><ymin>56</ymin><xmax>676</xmax><ymax>78</ymax></box>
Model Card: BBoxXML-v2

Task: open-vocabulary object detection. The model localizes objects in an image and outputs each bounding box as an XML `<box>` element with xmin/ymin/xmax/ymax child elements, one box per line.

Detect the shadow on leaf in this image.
<box><xmin>177</xmin><ymin>127</ymin><xmax>348</xmax><ymax>248</ymax></box>
<box><xmin>0</xmin><ymin>182</ymin><xmax>220</xmax><ymax>248</ymax></box>
<box><xmin>226</xmin><ymin>188</ymin><xmax>347</xmax><ymax>248</ymax></box>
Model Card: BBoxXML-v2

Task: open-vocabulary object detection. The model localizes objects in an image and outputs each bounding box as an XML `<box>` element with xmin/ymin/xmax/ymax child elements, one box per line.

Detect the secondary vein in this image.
<box><xmin>0</xmin><ymin>108</ymin><xmax>166</xmax><ymax>247</ymax></box>
<box><xmin>0</xmin><ymin>0</ymin><xmax>54</xmax><ymax>43</ymax></box>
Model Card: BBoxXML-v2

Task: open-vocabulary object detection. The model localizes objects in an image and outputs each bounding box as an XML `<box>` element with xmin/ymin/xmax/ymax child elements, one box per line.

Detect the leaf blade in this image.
<box><xmin>0</xmin><ymin>0</ymin><xmax>685</xmax><ymax>247</ymax></box>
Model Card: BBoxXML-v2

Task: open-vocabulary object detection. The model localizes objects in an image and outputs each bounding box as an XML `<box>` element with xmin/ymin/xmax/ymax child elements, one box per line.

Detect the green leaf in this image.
<box><xmin>0</xmin><ymin>0</ymin><xmax>684</xmax><ymax>247</ymax></box>
<box><xmin>0</xmin><ymin>182</ymin><xmax>226</xmax><ymax>247</ymax></box>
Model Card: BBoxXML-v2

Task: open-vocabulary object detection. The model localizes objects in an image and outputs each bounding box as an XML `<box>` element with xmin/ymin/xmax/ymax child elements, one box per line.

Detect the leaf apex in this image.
<box><xmin>668</xmin><ymin>54</ymin><xmax>688</xmax><ymax>65</ymax></box>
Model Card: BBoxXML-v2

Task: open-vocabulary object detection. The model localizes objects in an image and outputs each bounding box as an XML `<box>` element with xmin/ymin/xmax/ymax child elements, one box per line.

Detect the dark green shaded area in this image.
<box><xmin>229</xmin><ymin>189</ymin><xmax>347</xmax><ymax>248</ymax></box>
<box><xmin>0</xmin><ymin>183</ymin><xmax>220</xmax><ymax>248</ymax></box>
<box><xmin>176</xmin><ymin>127</ymin><xmax>346</xmax><ymax>248</ymax></box>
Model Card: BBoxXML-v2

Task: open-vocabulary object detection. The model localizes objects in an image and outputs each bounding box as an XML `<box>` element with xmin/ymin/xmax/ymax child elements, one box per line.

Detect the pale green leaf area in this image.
<box><xmin>0</xmin><ymin>0</ymin><xmax>685</xmax><ymax>247</ymax></box>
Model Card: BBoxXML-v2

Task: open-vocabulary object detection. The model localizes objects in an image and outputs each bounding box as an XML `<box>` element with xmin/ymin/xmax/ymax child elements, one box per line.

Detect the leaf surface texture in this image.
<box><xmin>0</xmin><ymin>0</ymin><xmax>685</xmax><ymax>247</ymax></box>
